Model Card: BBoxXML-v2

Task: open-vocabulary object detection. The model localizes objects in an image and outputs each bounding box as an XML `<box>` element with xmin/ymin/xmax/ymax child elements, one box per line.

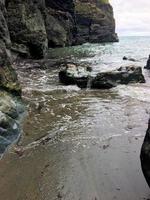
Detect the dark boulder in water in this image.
<box><xmin>141</xmin><ymin>119</ymin><xmax>150</xmax><ymax>187</ymax></box>
<box><xmin>123</xmin><ymin>56</ymin><xmax>138</xmax><ymax>62</ymax></box>
<box><xmin>59</xmin><ymin>65</ymin><xmax>145</xmax><ymax>89</ymax></box>
<box><xmin>92</xmin><ymin>66</ymin><xmax>145</xmax><ymax>89</ymax></box>
<box><xmin>59</xmin><ymin>63</ymin><xmax>90</xmax><ymax>88</ymax></box>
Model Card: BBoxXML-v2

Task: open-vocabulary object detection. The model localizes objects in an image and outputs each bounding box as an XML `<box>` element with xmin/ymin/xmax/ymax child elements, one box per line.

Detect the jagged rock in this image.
<box><xmin>59</xmin><ymin>63</ymin><xmax>90</xmax><ymax>87</ymax></box>
<box><xmin>91</xmin><ymin>66</ymin><xmax>145</xmax><ymax>89</ymax></box>
<box><xmin>3</xmin><ymin>0</ymin><xmax>118</xmax><ymax>57</ymax></box>
<box><xmin>11</xmin><ymin>43</ymin><xmax>30</xmax><ymax>58</ymax></box>
<box><xmin>75</xmin><ymin>0</ymin><xmax>118</xmax><ymax>44</ymax></box>
<box><xmin>44</xmin><ymin>9</ymin><xmax>75</xmax><ymax>47</ymax></box>
<box><xmin>59</xmin><ymin>65</ymin><xmax>145</xmax><ymax>89</ymax></box>
<box><xmin>144</xmin><ymin>55</ymin><xmax>150</xmax><ymax>69</ymax></box>
<box><xmin>7</xmin><ymin>0</ymin><xmax>48</xmax><ymax>59</ymax></box>
<box><xmin>0</xmin><ymin>1</ymin><xmax>21</xmax><ymax>95</ymax></box>
<box><xmin>0</xmin><ymin>90</ymin><xmax>24</xmax><ymax>156</ymax></box>
<box><xmin>141</xmin><ymin>119</ymin><xmax>150</xmax><ymax>187</ymax></box>
<box><xmin>0</xmin><ymin>1</ymin><xmax>24</xmax><ymax>156</ymax></box>
<box><xmin>44</xmin><ymin>0</ymin><xmax>76</xmax><ymax>47</ymax></box>
<box><xmin>45</xmin><ymin>0</ymin><xmax>75</xmax><ymax>14</ymax></box>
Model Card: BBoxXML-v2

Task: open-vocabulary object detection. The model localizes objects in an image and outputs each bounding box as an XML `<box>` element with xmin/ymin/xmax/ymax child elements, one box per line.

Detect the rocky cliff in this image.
<box><xmin>0</xmin><ymin>0</ymin><xmax>20</xmax><ymax>94</ymax></box>
<box><xmin>75</xmin><ymin>0</ymin><xmax>118</xmax><ymax>44</ymax></box>
<box><xmin>0</xmin><ymin>0</ymin><xmax>23</xmax><ymax>156</ymax></box>
<box><xmin>2</xmin><ymin>0</ymin><xmax>118</xmax><ymax>59</ymax></box>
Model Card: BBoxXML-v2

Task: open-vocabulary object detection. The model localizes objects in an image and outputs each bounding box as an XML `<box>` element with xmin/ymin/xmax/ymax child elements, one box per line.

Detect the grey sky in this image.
<box><xmin>110</xmin><ymin>0</ymin><xmax>150</xmax><ymax>36</ymax></box>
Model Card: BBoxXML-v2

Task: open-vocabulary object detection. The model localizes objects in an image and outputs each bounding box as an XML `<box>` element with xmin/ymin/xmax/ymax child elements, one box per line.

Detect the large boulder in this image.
<box><xmin>141</xmin><ymin>119</ymin><xmax>150</xmax><ymax>187</ymax></box>
<box><xmin>91</xmin><ymin>66</ymin><xmax>145</xmax><ymax>89</ymax></box>
<box><xmin>59</xmin><ymin>63</ymin><xmax>90</xmax><ymax>88</ymax></box>
<box><xmin>59</xmin><ymin>65</ymin><xmax>145</xmax><ymax>89</ymax></box>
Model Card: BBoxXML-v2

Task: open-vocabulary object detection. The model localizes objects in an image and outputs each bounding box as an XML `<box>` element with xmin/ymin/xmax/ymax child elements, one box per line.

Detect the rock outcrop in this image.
<box><xmin>0</xmin><ymin>91</ymin><xmax>24</xmax><ymax>156</ymax></box>
<box><xmin>75</xmin><ymin>0</ymin><xmax>118</xmax><ymax>44</ymax></box>
<box><xmin>144</xmin><ymin>55</ymin><xmax>150</xmax><ymax>69</ymax></box>
<box><xmin>0</xmin><ymin>0</ymin><xmax>24</xmax><ymax>157</ymax></box>
<box><xmin>0</xmin><ymin>0</ymin><xmax>21</xmax><ymax>94</ymax></box>
<box><xmin>59</xmin><ymin>64</ymin><xmax>145</xmax><ymax>89</ymax></box>
<box><xmin>91</xmin><ymin>66</ymin><xmax>145</xmax><ymax>89</ymax></box>
<box><xmin>141</xmin><ymin>119</ymin><xmax>150</xmax><ymax>187</ymax></box>
<box><xmin>7</xmin><ymin>0</ymin><xmax>48</xmax><ymax>59</ymax></box>
<box><xmin>3</xmin><ymin>0</ymin><xmax>118</xmax><ymax>59</ymax></box>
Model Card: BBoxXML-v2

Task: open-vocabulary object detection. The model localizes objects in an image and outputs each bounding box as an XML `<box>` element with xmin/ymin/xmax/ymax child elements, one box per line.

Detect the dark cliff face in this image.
<box><xmin>45</xmin><ymin>0</ymin><xmax>75</xmax><ymax>14</ymax></box>
<box><xmin>0</xmin><ymin>0</ymin><xmax>118</xmax><ymax>61</ymax></box>
<box><xmin>0</xmin><ymin>0</ymin><xmax>20</xmax><ymax>94</ymax></box>
<box><xmin>75</xmin><ymin>0</ymin><xmax>118</xmax><ymax>44</ymax></box>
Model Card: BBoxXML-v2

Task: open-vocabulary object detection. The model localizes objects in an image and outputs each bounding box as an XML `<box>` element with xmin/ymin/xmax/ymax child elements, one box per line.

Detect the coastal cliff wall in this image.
<box><xmin>1</xmin><ymin>0</ymin><xmax>118</xmax><ymax>59</ymax></box>
<box><xmin>0</xmin><ymin>0</ymin><xmax>23</xmax><ymax>156</ymax></box>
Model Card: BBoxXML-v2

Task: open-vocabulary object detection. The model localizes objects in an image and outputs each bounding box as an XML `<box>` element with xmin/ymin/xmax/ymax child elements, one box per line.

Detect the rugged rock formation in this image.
<box><xmin>3</xmin><ymin>0</ymin><xmax>118</xmax><ymax>59</ymax></box>
<box><xmin>123</xmin><ymin>56</ymin><xmax>138</xmax><ymax>62</ymax></box>
<box><xmin>0</xmin><ymin>0</ymin><xmax>23</xmax><ymax>156</ymax></box>
<box><xmin>6</xmin><ymin>0</ymin><xmax>48</xmax><ymax>59</ymax></box>
<box><xmin>75</xmin><ymin>0</ymin><xmax>118</xmax><ymax>44</ymax></box>
<box><xmin>0</xmin><ymin>90</ymin><xmax>24</xmax><ymax>156</ymax></box>
<box><xmin>0</xmin><ymin>0</ymin><xmax>21</xmax><ymax>94</ymax></box>
<box><xmin>59</xmin><ymin>64</ymin><xmax>145</xmax><ymax>89</ymax></box>
<box><xmin>59</xmin><ymin>63</ymin><xmax>90</xmax><ymax>87</ymax></box>
<box><xmin>91</xmin><ymin>66</ymin><xmax>145</xmax><ymax>89</ymax></box>
<box><xmin>141</xmin><ymin>119</ymin><xmax>150</xmax><ymax>187</ymax></box>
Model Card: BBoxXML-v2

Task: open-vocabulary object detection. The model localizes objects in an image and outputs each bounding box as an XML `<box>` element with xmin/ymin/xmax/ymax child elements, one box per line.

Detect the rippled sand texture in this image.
<box><xmin>0</xmin><ymin>37</ymin><xmax>150</xmax><ymax>200</ymax></box>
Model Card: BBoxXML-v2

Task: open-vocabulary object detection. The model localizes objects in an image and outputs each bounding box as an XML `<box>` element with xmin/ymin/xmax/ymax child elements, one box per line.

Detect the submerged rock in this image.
<box><xmin>141</xmin><ymin>119</ymin><xmax>150</xmax><ymax>187</ymax></box>
<box><xmin>59</xmin><ymin>65</ymin><xmax>145</xmax><ymax>89</ymax></box>
<box><xmin>123</xmin><ymin>56</ymin><xmax>138</xmax><ymax>62</ymax></box>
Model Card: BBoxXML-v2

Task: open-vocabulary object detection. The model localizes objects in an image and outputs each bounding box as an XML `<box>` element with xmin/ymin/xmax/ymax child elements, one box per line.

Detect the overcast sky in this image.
<box><xmin>110</xmin><ymin>0</ymin><xmax>150</xmax><ymax>36</ymax></box>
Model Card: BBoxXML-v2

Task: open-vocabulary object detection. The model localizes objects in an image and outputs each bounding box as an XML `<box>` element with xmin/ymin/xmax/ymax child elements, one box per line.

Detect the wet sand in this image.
<box><xmin>0</xmin><ymin>134</ymin><xmax>149</xmax><ymax>200</ymax></box>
